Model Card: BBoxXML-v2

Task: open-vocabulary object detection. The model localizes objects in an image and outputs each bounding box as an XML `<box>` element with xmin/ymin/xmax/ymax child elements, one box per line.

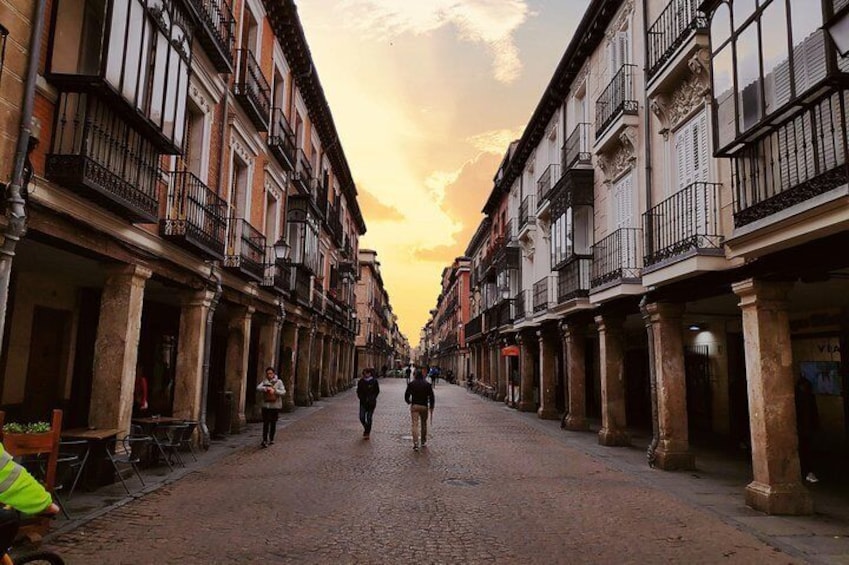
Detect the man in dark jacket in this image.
<box><xmin>404</xmin><ymin>369</ymin><xmax>435</xmax><ymax>451</ymax></box>
<box><xmin>356</xmin><ymin>368</ymin><xmax>380</xmax><ymax>439</ymax></box>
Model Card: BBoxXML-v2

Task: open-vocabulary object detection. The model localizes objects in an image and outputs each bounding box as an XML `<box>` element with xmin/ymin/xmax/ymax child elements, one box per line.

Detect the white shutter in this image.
<box><xmin>613</xmin><ymin>172</ymin><xmax>633</xmax><ymax>229</ymax></box>
<box><xmin>619</xmin><ymin>29</ymin><xmax>631</xmax><ymax>66</ymax></box>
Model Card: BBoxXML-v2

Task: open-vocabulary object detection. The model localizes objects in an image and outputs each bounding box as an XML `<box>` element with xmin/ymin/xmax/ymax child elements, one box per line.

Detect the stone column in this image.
<box><xmin>518</xmin><ymin>331</ymin><xmax>536</xmax><ymax>412</ymax></box>
<box><xmin>733</xmin><ymin>279</ymin><xmax>812</xmax><ymax>515</ymax></box>
<box><xmin>249</xmin><ymin>315</ymin><xmax>279</xmax><ymax>421</ymax></box>
<box><xmin>295</xmin><ymin>325</ymin><xmax>312</xmax><ymax>406</ymax></box>
<box><xmin>173</xmin><ymin>289</ymin><xmax>216</xmax><ymax>423</ymax></box>
<box><xmin>224</xmin><ymin>305</ymin><xmax>253</xmax><ymax>433</ymax></box>
<box><xmin>321</xmin><ymin>334</ymin><xmax>333</xmax><ymax>397</ymax></box>
<box><xmin>90</xmin><ymin>265</ymin><xmax>152</xmax><ymax>434</ymax></box>
<box><xmin>496</xmin><ymin>341</ymin><xmax>507</xmax><ymax>401</ymax></box>
<box><xmin>538</xmin><ymin>329</ymin><xmax>559</xmax><ymax>420</ymax></box>
<box><xmin>562</xmin><ymin>322</ymin><xmax>589</xmax><ymax>431</ymax></box>
<box><xmin>644</xmin><ymin>302</ymin><xmax>694</xmax><ymax>470</ymax></box>
<box><xmin>280</xmin><ymin>323</ymin><xmax>297</xmax><ymax>412</ymax></box>
<box><xmin>311</xmin><ymin>332</ymin><xmax>325</xmax><ymax>400</ymax></box>
<box><xmin>596</xmin><ymin>314</ymin><xmax>630</xmax><ymax>446</ymax></box>
<box><xmin>327</xmin><ymin>338</ymin><xmax>338</xmax><ymax>395</ymax></box>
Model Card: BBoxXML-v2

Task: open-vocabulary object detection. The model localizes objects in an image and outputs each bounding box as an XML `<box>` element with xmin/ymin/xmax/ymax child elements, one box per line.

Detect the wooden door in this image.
<box><xmin>24</xmin><ymin>306</ymin><xmax>71</xmax><ymax>421</ymax></box>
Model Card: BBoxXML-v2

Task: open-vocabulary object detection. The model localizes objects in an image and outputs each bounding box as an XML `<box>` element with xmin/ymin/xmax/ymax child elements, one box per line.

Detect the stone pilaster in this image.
<box><xmin>224</xmin><ymin>305</ymin><xmax>253</xmax><ymax>433</ymax></box>
<box><xmin>496</xmin><ymin>341</ymin><xmax>507</xmax><ymax>401</ymax></box>
<box><xmin>733</xmin><ymin>279</ymin><xmax>812</xmax><ymax>515</ymax></box>
<box><xmin>90</xmin><ymin>264</ymin><xmax>152</xmax><ymax>434</ymax></box>
<box><xmin>280</xmin><ymin>323</ymin><xmax>297</xmax><ymax>412</ymax></box>
<box><xmin>644</xmin><ymin>302</ymin><xmax>694</xmax><ymax>470</ymax></box>
<box><xmin>311</xmin><ymin>332</ymin><xmax>325</xmax><ymax>400</ymax></box>
<box><xmin>295</xmin><ymin>325</ymin><xmax>313</xmax><ymax>406</ymax></box>
<box><xmin>173</xmin><ymin>289</ymin><xmax>216</xmax><ymax>423</ymax></box>
<box><xmin>249</xmin><ymin>316</ymin><xmax>279</xmax><ymax>421</ymax></box>
<box><xmin>321</xmin><ymin>334</ymin><xmax>333</xmax><ymax>397</ymax></box>
<box><xmin>596</xmin><ymin>314</ymin><xmax>630</xmax><ymax>447</ymax></box>
<box><xmin>562</xmin><ymin>322</ymin><xmax>589</xmax><ymax>431</ymax></box>
<box><xmin>518</xmin><ymin>331</ymin><xmax>536</xmax><ymax>412</ymax></box>
<box><xmin>538</xmin><ymin>329</ymin><xmax>559</xmax><ymax>420</ymax></box>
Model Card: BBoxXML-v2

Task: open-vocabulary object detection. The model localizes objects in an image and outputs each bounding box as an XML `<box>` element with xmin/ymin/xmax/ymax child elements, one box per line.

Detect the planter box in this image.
<box><xmin>3</xmin><ymin>432</ymin><xmax>54</xmax><ymax>453</ymax></box>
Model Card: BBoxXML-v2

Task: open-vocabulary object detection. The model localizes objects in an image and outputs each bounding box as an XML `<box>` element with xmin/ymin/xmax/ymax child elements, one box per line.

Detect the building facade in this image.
<box><xmin>355</xmin><ymin>249</ymin><xmax>403</xmax><ymax>375</ymax></box>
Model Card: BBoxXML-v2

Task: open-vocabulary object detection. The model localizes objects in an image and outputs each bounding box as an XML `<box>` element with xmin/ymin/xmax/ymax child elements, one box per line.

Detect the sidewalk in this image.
<box><xmin>43</xmin><ymin>404</ymin><xmax>324</xmax><ymax>541</ymax></box>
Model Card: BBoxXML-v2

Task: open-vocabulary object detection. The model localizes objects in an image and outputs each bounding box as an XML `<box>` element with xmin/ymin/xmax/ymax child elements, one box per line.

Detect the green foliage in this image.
<box><xmin>2</xmin><ymin>421</ymin><xmax>51</xmax><ymax>434</ymax></box>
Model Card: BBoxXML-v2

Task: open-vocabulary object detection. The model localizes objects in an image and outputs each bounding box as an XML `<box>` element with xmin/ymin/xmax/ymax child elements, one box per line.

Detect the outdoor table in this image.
<box><xmin>131</xmin><ymin>417</ymin><xmax>182</xmax><ymax>467</ymax></box>
<box><xmin>61</xmin><ymin>427</ymin><xmax>120</xmax><ymax>490</ymax></box>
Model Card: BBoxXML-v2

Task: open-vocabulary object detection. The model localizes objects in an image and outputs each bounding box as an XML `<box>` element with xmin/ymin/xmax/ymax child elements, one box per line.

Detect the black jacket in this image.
<box><xmin>357</xmin><ymin>377</ymin><xmax>380</xmax><ymax>407</ymax></box>
<box><xmin>405</xmin><ymin>378</ymin><xmax>435</xmax><ymax>408</ymax></box>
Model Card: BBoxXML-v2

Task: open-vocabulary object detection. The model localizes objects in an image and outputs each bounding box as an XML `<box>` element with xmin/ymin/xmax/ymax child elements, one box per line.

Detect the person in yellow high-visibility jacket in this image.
<box><xmin>0</xmin><ymin>443</ymin><xmax>59</xmax><ymax>552</ymax></box>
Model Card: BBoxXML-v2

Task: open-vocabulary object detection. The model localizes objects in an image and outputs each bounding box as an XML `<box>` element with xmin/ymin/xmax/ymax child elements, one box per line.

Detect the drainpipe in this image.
<box><xmin>641</xmin><ymin>296</ymin><xmax>659</xmax><ymax>467</ymax></box>
<box><xmin>198</xmin><ymin>264</ymin><xmax>222</xmax><ymax>449</ymax></box>
<box><xmin>0</xmin><ymin>0</ymin><xmax>47</xmax><ymax>353</ymax></box>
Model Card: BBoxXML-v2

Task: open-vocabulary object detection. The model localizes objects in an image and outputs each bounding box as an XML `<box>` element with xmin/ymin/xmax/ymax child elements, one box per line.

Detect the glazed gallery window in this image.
<box><xmin>550</xmin><ymin>206</ymin><xmax>592</xmax><ymax>269</ymax></box>
<box><xmin>49</xmin><ymin>0</ymin><xmax>192</xmax><ymax>151</ymax></box>
<box><xmin>710</xmin><ymin>0</ymin><xmax>827</xmax><ymax>152</ymax></box>
<box><xmin>287</xmin><ymin>213</ymin><xmax>320</xmax><ymax>274</ymax></box>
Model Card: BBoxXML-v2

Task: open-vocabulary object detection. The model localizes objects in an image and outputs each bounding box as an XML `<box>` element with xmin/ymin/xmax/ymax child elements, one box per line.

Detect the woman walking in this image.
<box><xmin>257</xmin><ymin>367</ymin><xmax>286</xmax><ymax>448</ymax></box>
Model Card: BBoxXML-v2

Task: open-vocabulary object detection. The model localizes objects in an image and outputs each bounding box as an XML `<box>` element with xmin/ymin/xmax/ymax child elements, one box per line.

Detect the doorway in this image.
<box><xmin>24</xmin><ymin>306</ymin><xmax>71</xmax><ymax>421</ymax></box>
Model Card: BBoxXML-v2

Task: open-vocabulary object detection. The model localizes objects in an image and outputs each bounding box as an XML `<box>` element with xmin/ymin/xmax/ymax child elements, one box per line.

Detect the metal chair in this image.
<box><xmin>57</xmin><ymin>439</ymin><xmax>90</xmax><ymax>501</ymax></box>
<box><xmin>152</xmin><ymin>424</ymin><xmax>187</xmax><ymax>470</ymax></box>
<box><xmin>106</xmin><ymin>434</ymin><xmax>151</xmax><ymax>495</ymax></box>
<box><xmin>178</xmin><ymin>420</ymin><xmax>199</xmax><ymax>462</ymax></box>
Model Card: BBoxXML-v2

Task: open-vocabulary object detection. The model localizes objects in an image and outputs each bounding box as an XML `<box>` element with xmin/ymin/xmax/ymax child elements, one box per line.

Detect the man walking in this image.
<box><xmin>404</xmin><ymin>368</ymin><xmax>435</xmax><ymax>451</ymax></box>
<box><xmin>356</xmin><ymin>368</ymin><xmax>380</xmax><ymax>439</ymax></box>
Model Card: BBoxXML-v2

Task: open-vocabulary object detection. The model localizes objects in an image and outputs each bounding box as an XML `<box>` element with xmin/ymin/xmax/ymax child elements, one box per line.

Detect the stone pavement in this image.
<box><xmin>39</xmin><ymin>379</ymin><xmax>840</xmax><ymax>564</ymax></box>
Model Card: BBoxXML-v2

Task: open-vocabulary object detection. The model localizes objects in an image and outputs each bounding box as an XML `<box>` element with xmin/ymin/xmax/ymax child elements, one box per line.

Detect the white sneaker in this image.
<box><xmin>806</xmin><ymin>472</ymin><xmax>819</xmax><ymax>483</ymax></box>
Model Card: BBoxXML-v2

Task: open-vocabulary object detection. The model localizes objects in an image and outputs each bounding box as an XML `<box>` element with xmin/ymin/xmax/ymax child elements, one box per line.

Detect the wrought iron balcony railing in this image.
<box><xmin>515</xmin><ymin>290</ymin><xmax>531</xmax><ymax>321</ymax></box>
<box><xmin>519</xmin><ymin>195</ymin><xmax>536</xmax><ymax>230</ymax></box>
<box><xmin>327</xmin><ymin>204</ymin><xmax>343</xmax><ymax>244</ymax></box>
<box><xmin>187</xmin><ymin>0</ymin><xmax>234</xmax><ymax>73</ymax></box>
<box><xmin>224</xmin><ymin>217</ymin><xmax>266</xmax><ymax>282</ymax></box>
<box><xmin>45</xmin><ymin>92</ymin><xmax>161</xmax><ymax>223</ymax></box>
<box><xmin>161</xmin><ymin>171</ymin><xmax>228</xmax><ymax>259</ymax></box>
<box><xmin>643</xmin><ymin>181</ymin><xmax>723</xmax><ymax>267</ymax></box>
<box><xmin>537</xmin><ymin>164</ymin><xmax>560</xmax><ymax>207</ymax></box>
<box><xmin>563</xmin><ymin>123</ymin><xmax>592</xmax><ymax>170</ymax></box>
<box><xmin>591</xmin><ymin>227</ymin><xmax>642</xmax><ymax>288</ymax></box>
<box><xmin>646</xmin><ymin>0</ymin><xmax>707</xmax><ymax>80</ymax></box>
<box><xmin>497</xmin><ymin>299</ymin><xmax>516</xmax><ymax>326</ymax></box>
<box><xmin>733</xmin><ymin>90</ymin><xmax>849</xmax><ymax>227</ymax></box>
<box><xmin>290</xmin><ymin>265</ymin><xmax>312</xmax><ymax>306</ymax></box>
<box><xmin>557</xmin><ymin>258</ymin><xmax>591</xmax><ymax>302</ymax></box>
<box><xmin>533</xmin><ymin>276</ymin><xmax>557</xmax><ymax>313</ymax></box>
<box><xmin>234</xmin><ymin>49</ymin><xmax>271</xmax><ymax>131</ymax></box>
<box><xmin>294</xmin><ymin>149</ymin><xmax>313</xmax><ymax>194</ymax></box>
<box><xmin>502</xmin><ymin>218</ymin><xmax>519</xmax><ymax>247</ymax></box>
<box><xmin>261</xmin><ymin>246</ymin><xmax>291</xmax><ymax>293</ymax></box>
<box><xmin>268</xmin><ymin>108</ymin><xmax>296</xmax><ymax>172</ymax></box>
<box><xmin>466</xmin><ymin>314</ymin><xmax>482</xmax><ymax>339</ymax></box>
<box><xmin>482</xmin><ymin>306</ymin><xmax>499</xmax><ymax>333</ymax></box>
<box><xmin>595</xmin><ymin>64</ymin><xmax>638</xmax><ymax>138</ymax></box>
<box><xmin>312</xmin><ymin>286</ymin><xmax>325</xmax><ymax>313</ymax></box>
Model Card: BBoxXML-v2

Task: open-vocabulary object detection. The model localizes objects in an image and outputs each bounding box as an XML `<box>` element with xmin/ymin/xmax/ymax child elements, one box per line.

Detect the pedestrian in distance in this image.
<box><xmin>404</xmin><ymin>364</ymin><xmax>412</xmax><ymax>384</ymax></box>
<box><xmin>257</xmin><ymin>366</ymin><xmax>286</xmax><ymax>448</ymax></box>
<box><xmin>405</xmin><ymin>367</ymin><xmax>435</xmax><ymax>451</ymax></box>
<box><xmin>356</xmin><ymin>367</ymin><xmax>380</xmax><ymax>439</ymax></box>
<box><xmin>795</xmin><ymin>375</ymin><xmax>820</xmax><ymax>483</ymax></box>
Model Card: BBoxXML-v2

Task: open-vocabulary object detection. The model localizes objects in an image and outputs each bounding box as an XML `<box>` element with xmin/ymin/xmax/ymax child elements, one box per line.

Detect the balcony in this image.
<box><xmin>515</xmin><ymin>290</ymin><xmax>531</xmax><ymax>321</ymax></box>
<box><xmin>532</xmin><ymin>276</ymin><xmax>557</xmax><ymax>314</ymax></box>
<box><xmin>595</xmin><ymin>64</ymin><xmax>638</xmax><ymax>146</ymax></box>
<box><xmin>537</xmin><ymin>164</ymin><xmax>560</xmax><ymax>209</ymax></box>
<box><xmin>327</xmin><ymin>204</ymin><xmax>343</xmax><ymax>245</ymax></box>
<box><xmin>482</xmin><ymin>306</ymin><xmax>499</xmax><ymax>333</ymax></box>
<box><xmin>466</xmin><ymin>315</ymin><xmax>483</xmax><ymax>340</ymax></box>
<box><xmin>224</xmin><ymin>218</ymin><xmax>266</xmax><ymax>282</ymax></box>
<box><xmin>262</xmin><ymin>247</ymin><xmax>291</xmax><ymax>293</ymax></box>
<box><xmin>646</xmin><ymin>0</ymin><xmax>708</xmax><ymax>85</ymax></box>
<box><xmin>268</xmin><ymin>108</ymin><xmax>296</xmax><ymax>172</ymax></box>
<box><xmin>233</xmin><ymin>49</ymin><xmax>271</xmax><ymax>131</ymax></box>
<box><xmin>563</xmin><ymin>123</ymin><xmax>592</xmax><ymax>170</ymax></box>
<box><xmin>160</xmin><ymin>171</ymin><xmax>228</xmax><ymax>259</ymax></box>
<box><xmin>557</xmin><ymin>258</ymin><xmax>591</xmax><ymax>303</ymax></box>
<box><xmin>289</xmin><ymin>265</ymin><xmax>312</xmax><ymax>307</ymax></box>
<box><xmin>45</xmin><ymin>92</ymin><xmax>162</xmax><ymax>223</ymax></box>
<box><xmin>591</xmin><ymin>228</ymin><xmax>642</xmax><ymax>289</ymax></box>
<box><xmin>497</xmin><ymin>299</ymin><xmax>516</xmax><ymax>327</ymax></box>
<box><xmin>643</xmin><ymin>182</ymin><xmax>723</xmax><ymax>268</ymax></box>
<box><xmin>519</xmin><ymin>195</ymin><xmax>536</xmax><ymax>232</ymax></box>
<box><xmin>312</xmin><ymin>286</ymin><xmax>326</xmax><ymax>313</ymax></box>
<box><xmin>185</xmin><ymin>0</ymin><xmax>234</xmax><ymax>73</ymax></box>
<box><xmin>294</xmin><ymin>149</ymin><xmax>313</xmax><ymax>195</ymax></box>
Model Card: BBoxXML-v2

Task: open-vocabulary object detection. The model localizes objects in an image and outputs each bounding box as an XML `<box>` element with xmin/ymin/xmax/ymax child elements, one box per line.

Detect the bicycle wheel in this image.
<box><xmin>13</xmin><ymin>551</ymin><xmax>64</xmax><ymax>565</ymax></box>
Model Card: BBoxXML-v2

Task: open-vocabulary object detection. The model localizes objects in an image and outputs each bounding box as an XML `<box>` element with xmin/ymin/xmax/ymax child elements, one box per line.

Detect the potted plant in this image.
<box><xmin>2</xmin><ymin>421</ymin><xmax>53</xmax><ymax>451</ymax></box>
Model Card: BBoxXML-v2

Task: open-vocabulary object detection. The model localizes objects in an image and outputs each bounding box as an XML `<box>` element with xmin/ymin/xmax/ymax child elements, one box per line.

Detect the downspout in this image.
<box><xmin>199</xmin><ymin>264</ymin><xmax>222</xmax><ymax>450</ymax></box>
<box><xmin>0</xmin><ymin>0</ymin><xmax>47</xmax><ymax>352</ymax></box>
<box><xmin>641</xmin><ymin>296</ymin><xmax>659</xmax><ymax>467</ymax></box>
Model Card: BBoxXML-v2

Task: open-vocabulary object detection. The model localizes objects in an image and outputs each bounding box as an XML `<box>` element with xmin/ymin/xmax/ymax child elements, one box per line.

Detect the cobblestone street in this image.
<box><xmin>46</xmin><ymin>380</ymin><xmax>794</xmax><ymax>564</ymax></box>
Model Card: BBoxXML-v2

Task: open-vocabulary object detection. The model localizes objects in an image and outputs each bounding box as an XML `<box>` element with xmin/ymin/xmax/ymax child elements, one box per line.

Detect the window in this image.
<box><xmin>674</xmin><ymin>110</ymin><xmax>710</xmax><ymax>191</ymax></box>
<box><xmin>611</xmin><ymin>172</ymin><xmax>634</xmax><ymax>229</ymax></box>
<box><xmin>550</xmin><ymin>205</ymin><xmax>592</xmax><ymax>268</ymax></box>
<box><xmin>230</xmin><ymin>157</ymin><xmax>249</xmax><ymax>217</ymax></box>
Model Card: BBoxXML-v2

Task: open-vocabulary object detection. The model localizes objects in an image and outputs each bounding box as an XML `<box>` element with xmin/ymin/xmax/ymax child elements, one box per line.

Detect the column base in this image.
<box><xmin>518</xmin><ymin>401</ymin><xmax>536</xmax><ymax>413</ymax></box>
<box><xmin>537</xmin><ymin>408</ymin><xmax>560</xmax><ymax>420</ymax></box>
<box><xmin>564</xmin><ymin>415</ymin><xmax>589</xmax><ymax>431</ymax></box>
<box><xmin>230</xmin><ymin>414</ymin><xmax>247</xmax><ymax>434</ymax></box>
<box><xmin>294</xmin><ymin>394</ymin><xmax>311</xmax><ymax>407</ymax></box>
<box><xmin>654</xmin><ymin>448</ymin><xmax>695</xmax><ymax>471</ymax></box>
<box><xmin>745</xmin><ymin>480</ymin><xmax>813</xmax><ymax>515</ymax></box>
<box><xmin>598</xmin><ymin>428</ymin><xmax>630</xmax><ymax>446</ymax></box>
<box><xmin>282</xmin><ymin>400</ymin><xmax>295</xmax><ymax>413</ymax></box>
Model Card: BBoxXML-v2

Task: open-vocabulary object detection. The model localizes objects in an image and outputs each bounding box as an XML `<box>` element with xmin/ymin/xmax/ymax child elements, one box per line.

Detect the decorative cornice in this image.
<box><xmin>597</xmin><ymin>134</ymin><xmax>637</xmax><ymax>183</ymax></box>
<box><xmin>605</xmin><ymin>0</ymin><xmax>634</xmax><ymax>39</ymax></box>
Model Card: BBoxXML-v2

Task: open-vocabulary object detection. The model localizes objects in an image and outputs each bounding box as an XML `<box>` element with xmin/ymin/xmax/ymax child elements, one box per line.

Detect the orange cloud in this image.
<box><xmin>356</xmin><ymin>187</ymin><xmax>405</xmax><ymax>223</ymax></box>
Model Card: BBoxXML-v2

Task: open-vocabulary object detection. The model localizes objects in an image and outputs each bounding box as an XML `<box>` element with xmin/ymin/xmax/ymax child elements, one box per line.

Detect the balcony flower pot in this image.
<box><xmin>2</xmin><ymin>422</ymin><xmax>53</xmax><ymax>452</ymax></box>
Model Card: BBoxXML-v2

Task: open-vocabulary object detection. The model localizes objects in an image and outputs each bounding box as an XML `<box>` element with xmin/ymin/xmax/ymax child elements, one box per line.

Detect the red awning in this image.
<box><xmin>501</xmin><ymin>345</ymin><xmax>520</xmax><ymax>357</ymax></box>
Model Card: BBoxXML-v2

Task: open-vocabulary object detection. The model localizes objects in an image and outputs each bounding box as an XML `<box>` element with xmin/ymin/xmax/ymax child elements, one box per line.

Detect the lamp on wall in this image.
<box><xmin>273</xmin><ymin>237</ymin><xmax>291</xmax><ymax>262</ymax></box>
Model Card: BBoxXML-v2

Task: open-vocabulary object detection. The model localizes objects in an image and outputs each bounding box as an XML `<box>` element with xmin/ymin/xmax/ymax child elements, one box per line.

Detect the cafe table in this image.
<box><xmin>60</xmin><ymin>427</ymin><xmax>121</xmax><ymax>490</ymax></box>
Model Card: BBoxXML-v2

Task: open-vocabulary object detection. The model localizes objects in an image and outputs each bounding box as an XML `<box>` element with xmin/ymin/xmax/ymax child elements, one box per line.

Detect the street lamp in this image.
<box><xmin>273</xmin><ymin>237</ymin><xmax>291</xmax><ymax>262</ymax></box>
<box><xmin>828</xmin><ymin>4</ymin><xmax>849</xmax><ymax>57</ymax></box>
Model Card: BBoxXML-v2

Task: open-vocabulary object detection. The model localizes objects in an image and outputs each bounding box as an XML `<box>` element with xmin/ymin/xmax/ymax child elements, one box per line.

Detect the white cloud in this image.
<box><xmin>338</xmin><ymin>0</ymin><xmax>531</xmax><ymax>83</ymax></box>
<box><xmin>466</xmin><ymin>127</ymin><xmax>522</xmax><ymax>154</ymax></box>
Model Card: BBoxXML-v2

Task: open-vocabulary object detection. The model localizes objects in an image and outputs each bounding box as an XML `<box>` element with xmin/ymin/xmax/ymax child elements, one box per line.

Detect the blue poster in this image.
<box><xmin>800</xmin><ymin>361</ymin><xmax>842</xmax><ymax>395</ymax></box>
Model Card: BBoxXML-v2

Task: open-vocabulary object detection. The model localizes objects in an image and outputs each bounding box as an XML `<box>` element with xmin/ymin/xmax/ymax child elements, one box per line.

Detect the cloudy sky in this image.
<box><xmin>296</xmin><ymin>0</ymin><xmax>589</xmax><ymax>345</ymax></box>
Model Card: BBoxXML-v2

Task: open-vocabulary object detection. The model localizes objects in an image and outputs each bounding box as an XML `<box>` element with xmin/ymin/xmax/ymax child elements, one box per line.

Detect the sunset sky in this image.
<box><xmin>296</xmin><ymin>0</ymin><xmax>589</xmax><ymax>346</ymax></box>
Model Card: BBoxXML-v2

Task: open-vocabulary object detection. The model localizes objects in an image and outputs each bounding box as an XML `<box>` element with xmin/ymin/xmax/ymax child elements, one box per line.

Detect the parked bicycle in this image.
<box><xmin>0</xmin><ymin>509</ymin><xmax>64</xmax><ymax>565</ymax></box>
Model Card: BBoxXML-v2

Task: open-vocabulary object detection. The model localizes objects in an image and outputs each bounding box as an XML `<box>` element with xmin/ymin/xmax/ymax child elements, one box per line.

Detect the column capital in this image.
<box><xmin>105</xmin><ymin>263</ymin><xmax>153</xmax><ymax>280</ymax></box>
<box><xmin>181</xmin><ymin>288</ymin><xmax>217</xmax><ymax>309</ymax></box>
<box><xmin>643</xmin><ymin>301</ymin><xmax>685</xmax><ymax>323</ymax></box>
<box><xmin>732</xmin><ymin>278</ymin><xmax>794</xmax><ymax>309</ymax></box>
<box><xmin>594</xmin><ymin>314</ymin><xmax>625</xmax><ymax>334</ymax></box>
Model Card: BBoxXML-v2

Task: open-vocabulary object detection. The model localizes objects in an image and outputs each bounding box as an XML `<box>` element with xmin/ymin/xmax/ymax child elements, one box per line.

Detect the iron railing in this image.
<box><xmin>557</xmin><ymin>258</ymin><xmax>592</xmax><ymax>302</ymax></box>
<box><xmin>502</xmin><ymin>218</ymin><xmax>519</xmax><ymax>247</ymax></box>
<box><xmin>515</xmin><ymin>290</ymin><xmax>531</xmax><ymax>321</ymax></box>
<box><xmin>563</xmin><ymin>123</ymin><xmax>592</xmax><ymax>170</ymax></box>
<box><xmin>646</xmin><ymin>0</ymin><xmax>707</xmax><ymax>80</ymax></box>
<box><xmin>161</xmin><ymin>171</ymin><xmax>228</xmax><ymax>258</ymax></box>
<box><xmin>482</xmin><ymin>306</ymin><xmax>499</xmax><ymax>332</ymax></box>
<box><xmin>466</xmin><ymin>314</ymin><xmax>483</xmax><ymax>339</ymax></box>
<box><xmin>643</xmin><ymin>181</ymin><xmax>723</xmax><ymax>266</ymax></box>
<box><xmin>327</xmin><ymin>203</ymin><xmax>343</xmax><ymax>243</ymax></box>
<box><xmin>268</xmin><ymin>108</ymin><xmax>296</xmax><ymax>171</ymax></box>
<box><xmin>533</xmin><ymin>276</ymin><xmax>557</xmax><ymax>313</ymax></box>
<box><xmin>591</xmin><ymin>228</ymin><xmax>642</xmax><ymax>288</ymax></box>
<box><xmin>519</xmin><ymin>195</ymin><xmax>536</xmax><ymax>230</ymax></box>
<box><xmin>497</xmin><ymin>299</ymin><xmax>516</xmax><ymax>326</ymax></box>
<box><xmin>191</xmin><ymin>0</ymin><xmax>234</xmax><ymax>72</ymax></box>
<box><xmin>291</xmin><ymin>265</ymin><xmax>312</xmax><ymax>305</ymax></box>
<box><xmin>595</xmin><ymin>64</ymin><xmax>638</xmax><ymax>138</ymax></box>
<box><xmin>537</xmin><ymin>164</ymin><xmax>560</xmax><ymax>206</ymax></box>
<box><xmin>224</xmin><ymin>217</ymin><xmax>266</xmax><ymax>280</ymax></box>
<box><xmin>294</xmin><ymin>149</ymin><xmax>313</xmax><ymax>194</ymax></box>
<box><xmin>733</xmin><ymin>90</ymin><xmax>849</xmax><ymax>227</ymax></box>
<box><xmin>262</xmin><ymin>246</ymin><xmax>291</xmax><ymax>292</ymax></box>
<box><xmin>312</xmin><ymin>286</ymin><xmax>325</xmax><ymax>313</ymax></box>
<box><xmin>234</xmin><ymin>49</ymin><xmax>271</xmax><ymax>130</ymax></box>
